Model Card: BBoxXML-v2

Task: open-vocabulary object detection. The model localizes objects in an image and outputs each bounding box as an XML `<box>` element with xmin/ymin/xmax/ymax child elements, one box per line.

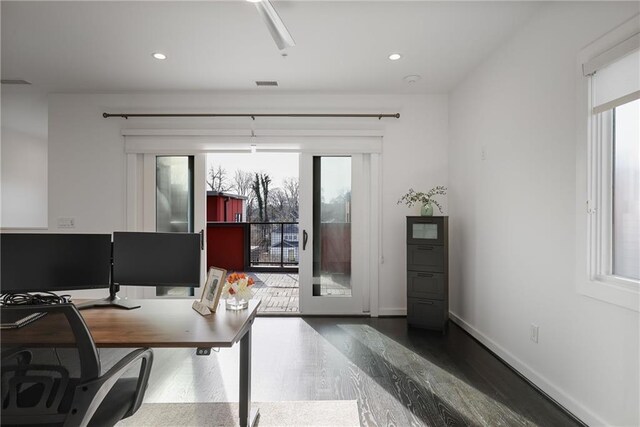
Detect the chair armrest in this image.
<box><xmin>122</xmin><ymin>348</ymin><xmax>154</xmax><ymax>418</ymax></box>
<box><xmin>1</xmin><ymin>348</ymin><xmax>32</xmax><ymax>365</ymax></box>
<box><xmin>64</xmin><ymin>348</ymin><xmax>154</xmax><ymax>427</ymax></box>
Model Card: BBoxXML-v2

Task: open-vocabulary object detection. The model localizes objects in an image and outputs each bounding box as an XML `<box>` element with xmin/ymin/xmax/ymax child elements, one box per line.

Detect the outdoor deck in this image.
<box><xmin>250</xmin><ymin>272</ymin><xmax>299</xmax><ymax>313</ymax></box>
<box><xmin>247</xmin><ymin>272</ymin><xmax>353</xmax><ymax>314</ymax></box>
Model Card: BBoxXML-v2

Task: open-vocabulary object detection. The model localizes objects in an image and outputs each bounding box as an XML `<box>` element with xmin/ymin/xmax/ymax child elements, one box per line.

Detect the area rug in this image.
<box><xmin>117</xmin><ymin>400</ymin><xmax>360</xmax><ymax>427</ymax></box>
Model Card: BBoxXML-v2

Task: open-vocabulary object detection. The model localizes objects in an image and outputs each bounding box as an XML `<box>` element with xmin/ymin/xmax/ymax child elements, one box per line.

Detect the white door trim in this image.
<box><xmin>123</xmin><ymin>134</ymin><xmax>382</xmax><ymax>155</ymax></box>
<box><xmin>124</xmin><ymin>135</ymin><xmax>381</xmax><ymax>314</ymax></box>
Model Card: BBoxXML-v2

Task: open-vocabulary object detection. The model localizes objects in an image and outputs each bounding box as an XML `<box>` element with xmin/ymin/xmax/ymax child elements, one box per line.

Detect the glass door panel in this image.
<box><xmin>156</xmin><ymin>156</ymin><xmax>195</xmax><ymax>297</ymax></box>
<box><xmin>299</xmin><ymin>153</ymin><xmax>366</xmax><ymax>315</ymax></box>
<box><xmin>312</xmin><ymin>156</ymin><xmax>352</xmax><ymax>297</ymax></box>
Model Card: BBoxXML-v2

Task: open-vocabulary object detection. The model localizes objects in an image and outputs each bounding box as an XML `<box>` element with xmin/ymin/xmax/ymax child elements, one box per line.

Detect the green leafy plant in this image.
<box><xmin>398</xmin><ymin>186</ymin><xmax>447</xmax><ymax>213</ymax></box>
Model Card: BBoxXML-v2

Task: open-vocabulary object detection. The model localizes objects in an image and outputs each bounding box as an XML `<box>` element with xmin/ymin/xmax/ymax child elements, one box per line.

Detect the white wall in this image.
<box><xmin>1</xmin><ymin>86</ymin><xmax>48</xmax><ymax>228</ymax></box>
<box><xmin>448</xmin><ymin>2</ymin><xmax>639</xmax><ymax>426</ymax></box>
<box><xmin>47</xmin><ymin>93</ymin><xmax>449</xmax><ymax>311</ymax></box>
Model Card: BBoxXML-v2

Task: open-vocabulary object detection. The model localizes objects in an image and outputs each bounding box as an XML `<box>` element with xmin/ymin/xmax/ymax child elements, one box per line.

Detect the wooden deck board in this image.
<box><xmin>249</xmin><ymin>273</ymin><xmax>299</xmax><ymax>313</ymax></box>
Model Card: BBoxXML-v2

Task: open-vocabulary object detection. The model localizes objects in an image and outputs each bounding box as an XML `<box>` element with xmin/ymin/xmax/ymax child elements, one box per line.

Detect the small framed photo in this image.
<box><xmin>200</xmin><ymin>267</ymin><xmax>226</xmax><ymax>312</ymax></box>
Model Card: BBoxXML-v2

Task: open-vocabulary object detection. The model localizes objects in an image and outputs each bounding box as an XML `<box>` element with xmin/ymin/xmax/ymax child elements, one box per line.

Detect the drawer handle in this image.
<box><xmin>417</xmin><ymin>273</ymin><xmax>434</xmax><ymax>278</ymax></box>
<box><xmin>417</xmin><ymin>246</ymin><xmax>434</xmax><ymax>251</ymax></box>
<box><xmin>419</xmin><ymin>301</ymin><xmax>434</xmax><ymax>305</ymax></box>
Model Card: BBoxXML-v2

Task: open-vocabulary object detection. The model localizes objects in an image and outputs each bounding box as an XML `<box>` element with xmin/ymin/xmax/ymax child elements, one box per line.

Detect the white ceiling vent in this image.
<box><xmin>255</xmin><ymin>80</ymin><xmax>278</xmax><ymax>87</ymax></box>
<box><xmin>1</xmin><ymin>79</ymin><xmax>31</xmax><ymax>85</ymax></box>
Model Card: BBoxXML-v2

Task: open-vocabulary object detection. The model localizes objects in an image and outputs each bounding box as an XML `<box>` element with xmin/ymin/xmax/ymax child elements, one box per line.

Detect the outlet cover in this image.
<box><xmin>57</xmin><ymin>217</ymin><xmax>75</xmax><ymax>229</ymax></box>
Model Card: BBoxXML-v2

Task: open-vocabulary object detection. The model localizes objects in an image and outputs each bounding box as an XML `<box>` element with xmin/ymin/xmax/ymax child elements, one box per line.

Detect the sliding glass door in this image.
<box><xmin>142</xmin><ymin>154</ymin><xmax>206</xmax><ymax>298</ymax></box>
<box><xmin>299</xmin><ymin>153</ymin><xmax>369</xmax><ymax>314</ymax></box>
<box><xmin>155</xmin><ymin>156</ymin><xmax>195</xmax><ymax>296</ymax></box>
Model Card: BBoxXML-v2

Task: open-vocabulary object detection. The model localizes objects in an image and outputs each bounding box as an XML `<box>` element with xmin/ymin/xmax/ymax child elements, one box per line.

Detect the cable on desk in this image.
<box><xmin>0</xmin><ymin>292</ymin><xmax>71</xmax><ymax>306</ymax></box>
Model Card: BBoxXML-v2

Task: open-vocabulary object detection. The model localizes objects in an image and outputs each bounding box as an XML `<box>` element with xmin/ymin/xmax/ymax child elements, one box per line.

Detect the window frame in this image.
<box><xmin>577</xmin><ymin>17</ymin><xmax>640</xmax><ymax>312</ymax></box>
<box><xmin>588</xmin><ymin>97</ymin><xmax>638</xmax><ymax>288</ymax></box>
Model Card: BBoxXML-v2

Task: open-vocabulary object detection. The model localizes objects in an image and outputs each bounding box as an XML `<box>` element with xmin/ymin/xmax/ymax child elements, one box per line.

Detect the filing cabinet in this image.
<box><xmin>406</xmin><ymin>216</ymin><xmax>448</xmax><ymax>331</ymax></box>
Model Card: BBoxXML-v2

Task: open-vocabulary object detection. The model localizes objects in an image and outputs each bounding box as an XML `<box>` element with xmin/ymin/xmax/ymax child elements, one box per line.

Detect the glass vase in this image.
<box><xmin>421</xmin><ymin>203</ymin><xmax>434</xmax><ymax>216</ymax></box>
<box><xmin>226</xmin><ymin>296</ymin><xmax>249</xmax><ymax>311</ymax></box>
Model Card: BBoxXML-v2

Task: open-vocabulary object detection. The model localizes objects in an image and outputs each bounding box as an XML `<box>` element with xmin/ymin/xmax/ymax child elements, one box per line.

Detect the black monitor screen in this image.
<box><xmin>112</xmin><ymin>232</ymin><xmax>201</xmax><ymax>287</ymax></box>
<box><xmin>0</xmin><ymin>233</ymin><xmax>112</xmax><ymax>293</ymax></box>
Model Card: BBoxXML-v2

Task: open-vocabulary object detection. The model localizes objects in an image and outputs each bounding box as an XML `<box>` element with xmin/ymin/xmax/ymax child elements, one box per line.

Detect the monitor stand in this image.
<box><xmin>75</xmin><ymin>284</ymin><xmax>140</xmax><ymax>310</ymax></box>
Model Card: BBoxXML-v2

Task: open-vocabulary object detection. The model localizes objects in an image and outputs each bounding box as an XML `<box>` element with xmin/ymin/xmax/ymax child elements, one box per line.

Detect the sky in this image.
<box><xmin>207</xmin><ymin>152</ymin><xmax>299</xmax><ymax>190</ymax></box>
<box><xmin>206</xmin><ymin>152</ymin><xmax>352</xmax><ymax>201</ymax></box>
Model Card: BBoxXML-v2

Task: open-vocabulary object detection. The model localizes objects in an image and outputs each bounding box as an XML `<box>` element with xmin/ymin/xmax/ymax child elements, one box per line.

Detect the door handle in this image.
<box><xmin>199</xmin><ymin>229</ymin><xmax>204</xmax><ymax>250</ymax></box>
<box><xmin>303</xmin><ymin>230</ymin><xmax>308</xmax><ymax>250</ymax></box>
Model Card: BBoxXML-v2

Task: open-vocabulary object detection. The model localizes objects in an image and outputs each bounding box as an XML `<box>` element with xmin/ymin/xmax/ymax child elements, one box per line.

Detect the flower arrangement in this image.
<box><xmin>398</xmin><ymin>186</ymin><xmax>447</xmax><ymax>213</ymax></box>
<box><xmin>221</xmin><ymin>272</ymin><xmax>255</xmax><ymax>301</ymax></box>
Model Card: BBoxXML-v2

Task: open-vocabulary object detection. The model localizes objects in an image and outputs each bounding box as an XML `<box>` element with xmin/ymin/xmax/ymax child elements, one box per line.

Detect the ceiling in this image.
<box><xmin>1</xmin><ymin>1</ymin><xmax>541</xmax><ymax>94</ymax></box>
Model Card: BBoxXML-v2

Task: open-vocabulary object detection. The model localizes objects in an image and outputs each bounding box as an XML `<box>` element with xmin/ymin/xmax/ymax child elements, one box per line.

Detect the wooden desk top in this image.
<box><xmin>78</xmin><ymin>299</ymin><xmax>260</xmax><ymax>348</ymax></box>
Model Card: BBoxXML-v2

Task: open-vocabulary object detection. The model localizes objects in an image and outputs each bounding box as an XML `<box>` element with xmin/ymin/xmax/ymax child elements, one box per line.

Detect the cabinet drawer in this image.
<box><xmin>407</xmin><ymin>245</ymin><xmax>445</xmax><ymax>272</ymax></box>
<box><xmin>407</xmin><ymin>298</ymin><xmax>446</xmax><ymax>329</ymax></box>
<box><xmin>407</xmin><ymin>217</ymin><xmax>445</xmax><ymax>245</ymax></box>
<box><xmin>407</xmin><ymin>272</ymin><xmax>445</xmax><ymax>300</ymax></box>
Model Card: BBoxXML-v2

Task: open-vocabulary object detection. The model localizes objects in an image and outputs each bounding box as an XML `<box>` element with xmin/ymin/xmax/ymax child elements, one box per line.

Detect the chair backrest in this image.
<box><xmin>1</xmin><ymin>304</ymin><xmax>100</xmax><ymax>425</ymax></box>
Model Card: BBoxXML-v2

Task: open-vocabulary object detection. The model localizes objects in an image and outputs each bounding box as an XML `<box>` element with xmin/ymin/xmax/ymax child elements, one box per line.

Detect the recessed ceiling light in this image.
<box><xmin>246</xmin><ymin>0</ymin><xmax>263</xmax><ymax>3</ymax></box>
<box><xmin>388</xmin><ymin>53</ymin><xmax>402</xmax><ymax>61</ymax></box>
<box><xmin>152</xmin><ymin>52</ymin><xmax>167</xmax><ymax>60</ymax></box>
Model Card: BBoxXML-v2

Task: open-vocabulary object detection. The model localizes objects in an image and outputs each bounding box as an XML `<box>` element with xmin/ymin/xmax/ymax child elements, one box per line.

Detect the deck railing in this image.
<box><xmin>206</xmin><ymin>221</ymin><xmax>299</xmax><ymax>272</ymax></box>
<box><xmin>249</xmin><ymin>222</ymin><xmax>299</xmax><ymax>269</ymax></box>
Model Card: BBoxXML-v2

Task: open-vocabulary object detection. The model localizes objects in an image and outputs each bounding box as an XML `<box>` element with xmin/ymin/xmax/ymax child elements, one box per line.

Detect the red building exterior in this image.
<box><xmin>206</xmin><ymin>191</ymin><xmax>246</xmax><ymax>222</ymax></box>
<box><xmin>206</xmin><ymin>192</ymin><xmax>247</xmax><ymax>272</ymax></box>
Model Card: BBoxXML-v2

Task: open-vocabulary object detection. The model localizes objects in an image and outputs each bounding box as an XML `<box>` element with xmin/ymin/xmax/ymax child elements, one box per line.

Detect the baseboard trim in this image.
<box><xmin>449</xmin><ymin>312</ymin><xmax>602</xmax><ymax>427</ymax></box>
<box><xmin>378</xmin><ymin>308</ymin><xmax>407</xmax><ymax>316</ymax></box>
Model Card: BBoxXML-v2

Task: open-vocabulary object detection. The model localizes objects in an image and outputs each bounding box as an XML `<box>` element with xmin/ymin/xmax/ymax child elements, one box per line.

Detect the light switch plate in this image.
<box><xmin>530</xmin><ymin>324</ymin><xmax>539</xmax><ymax>343</ymax></box>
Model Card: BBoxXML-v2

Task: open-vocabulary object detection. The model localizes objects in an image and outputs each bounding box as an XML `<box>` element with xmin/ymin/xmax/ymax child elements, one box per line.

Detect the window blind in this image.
<box><xmin>584</xmin><ymin>33</ymin><xmax>640</xmax><ymax>114</ymax></box>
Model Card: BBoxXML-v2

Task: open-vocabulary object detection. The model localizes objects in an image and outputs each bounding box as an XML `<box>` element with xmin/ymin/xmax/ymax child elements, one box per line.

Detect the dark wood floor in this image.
<box><xmin>101</xmin><ymin>318</ymin><xmax>581</xmax><ymax>427</ymax></box>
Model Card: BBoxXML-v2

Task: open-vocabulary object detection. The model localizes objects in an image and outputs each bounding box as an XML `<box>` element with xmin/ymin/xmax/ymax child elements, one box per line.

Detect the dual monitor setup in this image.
<box><xmin>0</xmin><ymin>232</ymin><xmax>201</xmax><ymax>310</ymax></box>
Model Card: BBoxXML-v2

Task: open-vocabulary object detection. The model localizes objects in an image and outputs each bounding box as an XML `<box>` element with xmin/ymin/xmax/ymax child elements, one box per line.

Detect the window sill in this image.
<box><xmin>577</xmin><ymin>276</ymin><xmax>639</xmax><ymax>312</ymax></box>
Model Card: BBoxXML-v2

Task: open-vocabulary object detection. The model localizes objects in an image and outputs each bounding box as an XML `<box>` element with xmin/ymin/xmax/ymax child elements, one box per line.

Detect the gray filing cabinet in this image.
<box><xmin>406</xmin><ymin>216</ymin><xmax>448</xmax><ymax>331</ymax></box>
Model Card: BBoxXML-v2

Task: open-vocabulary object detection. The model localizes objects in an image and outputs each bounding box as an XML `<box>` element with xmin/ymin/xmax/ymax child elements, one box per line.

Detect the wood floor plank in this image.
<box><xmin>98</xmin><ymin>317</ymin><xmax>582</xmax><ymax>427</ymax></box>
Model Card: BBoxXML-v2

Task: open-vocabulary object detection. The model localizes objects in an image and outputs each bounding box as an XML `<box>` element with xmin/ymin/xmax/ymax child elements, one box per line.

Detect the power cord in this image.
<box><xmin>0</xmin><ymin>292</ymin><xmax>72</xmax><ymax>306</ymax></box>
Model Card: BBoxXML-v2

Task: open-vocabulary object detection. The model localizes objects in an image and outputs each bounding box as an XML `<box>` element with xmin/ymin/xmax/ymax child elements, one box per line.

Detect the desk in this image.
<box><xmin>78</xmin><ymin>299</ymin><xmax>261</xmax><ymax>427</ymax></box>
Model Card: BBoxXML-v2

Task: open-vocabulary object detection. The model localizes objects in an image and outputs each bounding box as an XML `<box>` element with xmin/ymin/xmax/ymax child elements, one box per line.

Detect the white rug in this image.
<box><xmin>117</xmin><ymin>400</ymin><xmax>360</xmax><ymax>427</ymax></box>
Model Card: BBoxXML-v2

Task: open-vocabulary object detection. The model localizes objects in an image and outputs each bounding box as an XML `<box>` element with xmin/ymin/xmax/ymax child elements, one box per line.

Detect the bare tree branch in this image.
<box><xmin>207</xmin><ymin>165</ymin><xmax>232</xmax><ymax>192</ymax></box>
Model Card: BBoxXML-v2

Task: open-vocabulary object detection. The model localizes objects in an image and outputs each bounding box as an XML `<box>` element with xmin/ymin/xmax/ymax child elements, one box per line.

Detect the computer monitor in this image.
<box><xmin>112</xmin><ymin>232</ymin><xmax>201</xmax><ymax>287</ymax></box>
<box><xmin>0</xmin><ymin>233</ymin><xmax>112</xmax><ymax>294</ymax></box>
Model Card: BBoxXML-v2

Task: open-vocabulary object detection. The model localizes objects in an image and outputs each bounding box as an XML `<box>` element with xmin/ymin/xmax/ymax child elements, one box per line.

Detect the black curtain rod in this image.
<box><xmin>102</xmin><ymin>112</ymin><xmax>400</xmax><ymax>120</ymax></box>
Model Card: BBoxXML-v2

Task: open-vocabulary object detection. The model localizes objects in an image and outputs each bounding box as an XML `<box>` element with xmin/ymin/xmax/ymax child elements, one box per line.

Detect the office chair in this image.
<box><xmin>1</xmin><ymin>304</ymin><xmax>153</xmax><ymax>427</ymax></box>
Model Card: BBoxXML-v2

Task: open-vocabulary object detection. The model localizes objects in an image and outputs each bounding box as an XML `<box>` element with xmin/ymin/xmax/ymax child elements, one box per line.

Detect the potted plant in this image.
<box><xmin>398</xmin><ymin>186</ymin><xmax>447</xmax><ymax>216</ymax></box>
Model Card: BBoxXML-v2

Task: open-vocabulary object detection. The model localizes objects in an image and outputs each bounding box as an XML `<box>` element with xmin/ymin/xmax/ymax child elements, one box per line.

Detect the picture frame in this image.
<box><xmin>200</xmin><ymin>267</ymin><xmax>227</xmax><ymax>312</ymax></box>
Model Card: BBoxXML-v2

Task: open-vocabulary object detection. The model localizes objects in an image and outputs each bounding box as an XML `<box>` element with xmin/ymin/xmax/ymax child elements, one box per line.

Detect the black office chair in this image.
<box><xmin>1</xmin><ymin>304</ymin><xmax>153</xmax><ymax>427</ymax></box>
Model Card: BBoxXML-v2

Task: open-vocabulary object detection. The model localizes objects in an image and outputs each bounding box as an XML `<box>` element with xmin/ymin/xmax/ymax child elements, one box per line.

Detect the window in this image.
<box><xmin>612</xmin><ymin>100</ymin><xmax>639</xmax><ymax>280</ymax></box>
<box><xmin>580</xmin><ymin>29</ymin><xmax>640</xmax><ymax>310</ymax></box>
